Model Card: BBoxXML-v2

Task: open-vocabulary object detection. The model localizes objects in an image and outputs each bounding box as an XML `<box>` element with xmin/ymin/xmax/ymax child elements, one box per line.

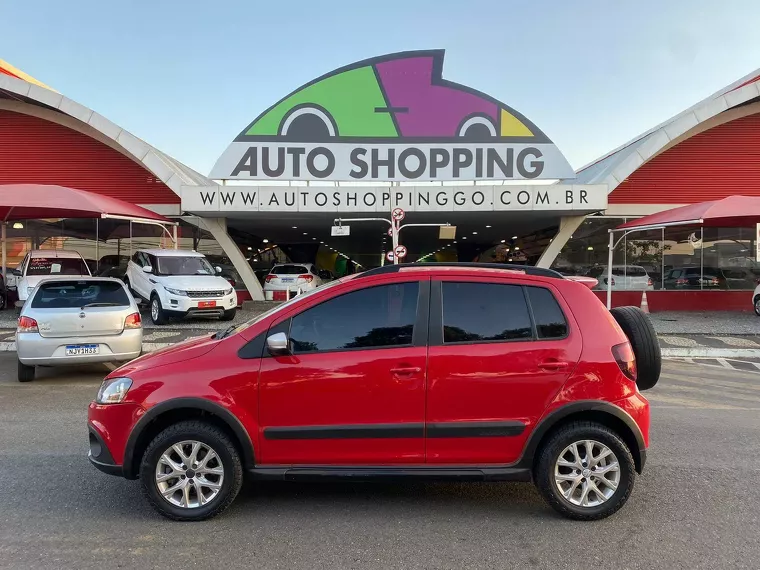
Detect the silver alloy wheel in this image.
<box><xmin>554</xmin><ymin>440</ymin><xmax>620</xmax><ymax>507</ymax></box>
<box><xmin>155</xmin><ymin>440</ymin><xmax>225</xmax><ymax>509</ymax></box>
<box><xmin>151</xmin><ymin>298</ymin><xmax>159</xmax><ymax>322</ymax></box>
<box><xmin>755</xmin><ymin>297</ymin><xmax>760</xmax><ymax>314</ymax></box>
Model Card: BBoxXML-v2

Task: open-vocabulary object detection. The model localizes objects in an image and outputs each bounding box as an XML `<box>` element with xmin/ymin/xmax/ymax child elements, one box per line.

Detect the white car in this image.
<box><xmin>263</xmin><ymin>263</ymin><xmax>324</xmax><ymax>300</ymax></box>
<box><xmin>14</xmin><ymin>250</ymin><xmax>91</xmax><ymax>306</ymax></box>
<box><xmin>588</xmin><ymin>265</ymin><xmax>654</xmax><ymax>291</ymax></box>
<box><xmin>753</xmin><ymin>282</ymin><xmax>760</xmax><ymax>316</ymax></box>
<box><xmin>125</xmin><ymin>249</ymin><xmax>237</xmax><ymax>325</ymax></box>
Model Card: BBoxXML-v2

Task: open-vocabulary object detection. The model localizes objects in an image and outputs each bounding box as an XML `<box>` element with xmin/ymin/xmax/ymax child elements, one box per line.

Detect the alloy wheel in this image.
<box><xmin>554</xmin><ymin>439</ymin><xmax>620</xmax><ymax>507</ymax></box>
<box><xmin>154</xmin><ymin>440</ymin><xmax>225</xmax><ymax>508</ymax></box>
<box><xmin>151</xmin><ymin>299</ymin><xmax>159</xmax><ymax>322</ymax></box>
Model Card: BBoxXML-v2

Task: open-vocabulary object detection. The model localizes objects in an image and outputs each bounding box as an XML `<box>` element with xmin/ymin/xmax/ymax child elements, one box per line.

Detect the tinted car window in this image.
<box><xmin>442</xmin><ymin>282</ymin><xmax>532</xmax><ymax>343</ymax></box>
<box><xmin>289</xmin><ymin>282</ymin><xmax>418</xmax><ymax>353</ymax></box>
<box><xmin>272</xmin><ymin>265</ymin><xmax>308</xmax><ymax>275</ymax></box>
<box><xmin>31</xmin><ymin>280</ymin><xmax>130</xmax><ymax>309</ymax></box>
<box><xmin>26</xmin><ymin>257</ymin><xmax>88</xmax><ymax>276</ymax></box>
<box><xmin>527</xmin><ymin>287</ymin><xmax>568</xmax><ymax>339</ymax></box>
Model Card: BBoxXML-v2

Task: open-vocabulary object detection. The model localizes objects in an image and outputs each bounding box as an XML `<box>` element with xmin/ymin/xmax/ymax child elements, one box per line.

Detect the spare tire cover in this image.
<box><xmin>610</xmin><ymin>306</ymin><xmax>661</xmax><ymax>391</ymax></box>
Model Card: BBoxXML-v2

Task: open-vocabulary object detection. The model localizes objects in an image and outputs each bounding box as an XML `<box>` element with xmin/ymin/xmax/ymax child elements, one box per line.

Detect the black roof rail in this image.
<box><xmin>357</xmin><ymin>263</ymin><xmax>565</xmax><ymax>280</ymax></box>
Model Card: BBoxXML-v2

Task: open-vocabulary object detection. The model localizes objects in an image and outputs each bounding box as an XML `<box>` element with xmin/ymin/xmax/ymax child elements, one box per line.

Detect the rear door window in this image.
<box><xmin>441</xmin><ymin>282</ymin><xmax>532</xmax><ymax>343</ymax></box>
<box><xmin>31</xmin><ymin>281</ymin><xmax>130</xmax><ymax>309</ymax></box>
<box><xmin>527</xmin><ymin>287</ymin><xmax>568</xmax><ymax>339</ymax></box>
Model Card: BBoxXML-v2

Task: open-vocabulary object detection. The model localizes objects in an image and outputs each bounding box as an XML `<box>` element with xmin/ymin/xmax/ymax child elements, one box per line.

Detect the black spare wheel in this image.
<box><xmin>610</xmin><ymin>306</ymin><xmax>661</xmax><ymax>391</ymax></box>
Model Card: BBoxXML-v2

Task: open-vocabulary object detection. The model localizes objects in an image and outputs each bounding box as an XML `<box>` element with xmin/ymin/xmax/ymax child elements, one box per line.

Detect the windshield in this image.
<box><xmin>271</xmin><ymin>265</ymin><xmax>308</xmax><ymax>275</ymax></box>
<box><xmin>156</xmin><ymin>256</ymin><xmax>215</xmax><ymax>276</ymax></box>
<box><xmin>26</xmin><ymin>257</ymin><xmax>89</xmax><ymax>276</ymax></box>
<box><xmin>31</xmin><ymin>280</ymin><xmax>130</xmax><ymax>309</ymax></box>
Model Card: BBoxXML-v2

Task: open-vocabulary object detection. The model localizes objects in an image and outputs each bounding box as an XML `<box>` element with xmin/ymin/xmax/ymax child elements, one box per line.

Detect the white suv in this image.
<box><xmin>14</xmin><ymin>250</ymin><xmax>91</xmax><ymax>306</ymax></box>
<box><xmin>125</xmin><ymin>249</ymin><xmax>237</xmax><ymax>325</ymax></box>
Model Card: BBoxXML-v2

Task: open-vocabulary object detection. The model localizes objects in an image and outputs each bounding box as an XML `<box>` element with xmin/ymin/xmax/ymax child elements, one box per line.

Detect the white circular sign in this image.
<box><xmin>392</xmin><ymin>208</ymin><xmax>405</xmax><ymax>221</ymax></box>
<box><xmin>386</xmin><ymin>251</ymin><xmax>395</xmax><ymax>262</ymax></box>
<box><xmin>394</xmin><ymin>245</ymin><xmax>408</xmax><ymax>259</ymax></box>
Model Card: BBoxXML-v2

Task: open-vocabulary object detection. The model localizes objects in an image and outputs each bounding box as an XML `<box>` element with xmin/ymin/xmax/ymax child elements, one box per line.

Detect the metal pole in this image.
<box><xmin>173</xmin><ymin>225</ymin><xmax>178</xmax><ymax>249</ymax></box>
<box><xmin>606</xmin><ymin>231</ymin><xmax>614</xmax><ymax>309</ymax></box>
<box><xmin>661</xmin><ymin>227</ymin><xmax>665</xmax><ymax>290</ymax></box>
<box><xmin>129</xmin><ymin>221</ymin><xmax>133</xmax><ymax>258</ymax></box>
<box><xmin>700</xmin><ymin>226</ymin><xmax>704</xmax><ymax>291</ymax></box>
<box><xmin>1</xmin><ymin>223</ymin><xmax>6</xmax><ymax>309</ymax></box>
<box><xmin>95</xmin><ymin>218</ymin><xmax>99</xmax><ymax>274</ymax></box>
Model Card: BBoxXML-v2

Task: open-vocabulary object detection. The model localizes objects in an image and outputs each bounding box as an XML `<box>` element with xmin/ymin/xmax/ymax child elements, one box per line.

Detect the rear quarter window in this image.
<box><xmin>526</xmin><ymin>287</ymin><xmax>568</xmax><ymax>339</ymax></box>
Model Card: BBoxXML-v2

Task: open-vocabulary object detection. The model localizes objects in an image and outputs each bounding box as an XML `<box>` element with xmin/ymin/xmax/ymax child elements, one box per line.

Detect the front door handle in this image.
<box><xmin>538</xmin><ymin>360</ymin><xmax>569</xmax><ymax>371</ymax></box>
<box><xmin>390</xmin><ymin>367</ymin><xmax>421</xmax><ymax>376</ymax></box>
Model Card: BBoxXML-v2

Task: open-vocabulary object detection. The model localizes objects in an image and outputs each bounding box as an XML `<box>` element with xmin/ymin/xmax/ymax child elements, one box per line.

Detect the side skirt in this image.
<box><xmin>249</xmin><ymin>466</ymin><xmax>533</xmax><ymax>483</ymax></box>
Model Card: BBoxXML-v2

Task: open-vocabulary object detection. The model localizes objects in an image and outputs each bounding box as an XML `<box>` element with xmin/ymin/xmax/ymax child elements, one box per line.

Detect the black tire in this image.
<box><xmin>149</xmin><ymin>294</ymin><xmax>167</xmax><ymax>325</ymax></box>
<box><xmin>754</xmin><ymin>295</ymin><xmax>760</xmax><ymax>316</ymax></box>
<box><xmin>220</xmin><ymin>308</ymin><xmax>236</xmax><ymax>322</ymax></box>
<box><xmin>535</xmin><ymin>421</ymin><xmax>635</xmax><ymax>521</ymax></box>
<box><xmin>17</xmin><ymin>360</ymin><xmax>34</xmax><ymax>382</ymax></box>
<box><xmin>139</xmin><ymin>420</ymin><xmax>244</xmax><ymax>521</ymax></box>
<box><xmin>610</xmin><ymin>306</ymin><xmax>661</xmax><ymax>391</ymax></box>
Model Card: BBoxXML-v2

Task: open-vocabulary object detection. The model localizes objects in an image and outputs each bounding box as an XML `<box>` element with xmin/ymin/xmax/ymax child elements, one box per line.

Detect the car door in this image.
<box><xmin>257</xmin><ymin>278</ymin><xmax>429</xmax><ymax>465</ymax></box>
<box><xmin>131</xmin><ymin>252</ymin><xmax>151</xmax><ymax>298</ymax></box>
<box><xmin>425</xmin><ymin>278</ymin><xmax>582</xmax><ymax>464</ymax></box>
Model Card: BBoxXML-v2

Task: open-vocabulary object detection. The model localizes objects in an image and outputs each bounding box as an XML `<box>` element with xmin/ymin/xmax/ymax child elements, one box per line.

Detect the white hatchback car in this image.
<box><xmin>263</xmin><ymin>263</ymin><xmax>324</xmax><ymax>300</ymax></box>
<box><xmin>13</xmin><ymin>250</ymin><xmax>91</xmax><ymax>306</ymax></box>
<box><xmin>588</xmin><ymin>265</ymin><xmax>654</xmax><ymax>291</ymax></box>
<box><xmin>125</xmin><ymin>249</ymin><xmax>237</xmax><ymax>325</ymax></box>
<box><xmin>16</xmin><ymin>277</ymin><xmax>142</xmax><ymax>382</ymax></box>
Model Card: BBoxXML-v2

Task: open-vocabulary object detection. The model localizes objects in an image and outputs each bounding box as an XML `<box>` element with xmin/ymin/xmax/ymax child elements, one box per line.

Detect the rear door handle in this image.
<box><xmin>390</xmin><ymin>367</ymin><xmax>421</xmax><ymax>376</ymax></box>
<box><xmin>538</xmin><ymin>361</ymin><xmax>570</xmax><ymax>371</ymax></box>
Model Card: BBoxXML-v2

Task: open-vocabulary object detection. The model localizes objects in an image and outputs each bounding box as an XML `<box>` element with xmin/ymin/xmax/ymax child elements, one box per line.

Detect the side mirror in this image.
<box><xmin>215</xmin><ymin>266</ymin><xmax>222</xmax><ymax>274</ymax></box>
<box><xmin>266</xmin><ymin>332</ymin><xmax>290</xmax><ymax>356</ymax></box>
<box><xmin>11</xmin><ymin>269</ymin><xmax>21</xmax><ymax>277</ymax></box>
<box><xmin>142</xmin><ymin>265</ymin><xmax>153</xmax><ymax>274</ymax></box>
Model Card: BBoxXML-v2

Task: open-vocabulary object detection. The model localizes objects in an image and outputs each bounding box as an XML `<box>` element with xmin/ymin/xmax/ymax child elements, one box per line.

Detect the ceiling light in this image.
<box><xmin>247</xmin><ymin>246</ymin><xmax>252</xmax><ymax>251</ymax></box>
<box><xmin>253</xmin><ymin>258</ymin><xmax>258</xmax><ymax>262</ymax></box>
<box><xmin>486</xmin><ymin>225</ymin><xmax>491</xmax><ymax>228</ymax></box>
<box><xmin>514</xmin><ymin>246</ymin><xmax>520</xmax><ymax>251</ymax></box>
<box><xmin>12</xmin><ymin>222</ymin><xmax>23</xmax><ymax>229</ymax></box>
<box><xmin>501</xmin><ymin>239</ymin><xmax>506</xmax><ymax>243</ymax></box>
<box><xmin>508</xmin><ymin>258</ymin><xmax>513</xmax><ymax>262</ymax></box>
<box><xmin>472</xmin><ymin>231</ymin><xmax>478</xmax><ymax>235</ymax></box>
<box><xmin>262</xmin><ymin>239</ymin><xmax>269</xmax><ymax>244</ymax></box>
<box><xmin>312</xmin><ymin>237</ymin><xmax>316</xmax><ymax>240</ymax></box>
<box><xmin>292</xmin><ymin>226</ymin><xmax>297</xmax><ymax>229</ymax></box>
<box><xmin>462</xmin><ymin>236</ymin><xmax>467</xmax><ymax>240</ymax></box>
<box><xmin>320</xmin><ymin>241</ymin><xmax>324</xmax><ymax>244</ymax></box>
<box><xmin>587</xmin><ymin>246</ymin><xmax>594</xmax><ymax>251</ymax></box>
<box><xmin>512</xmin><ymin>235</ymin><xmax>518</xmax><ymax>240</ymax></box>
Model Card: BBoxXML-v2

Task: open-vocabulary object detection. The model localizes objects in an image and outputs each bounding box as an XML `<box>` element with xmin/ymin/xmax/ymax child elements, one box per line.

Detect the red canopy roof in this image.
<box><xmin>0</xmin><ymin>184</ymin><xmax>172</xmax><ymax>224</ymax></box>
<box><xmin>617</xmin><ymin>196</ymin><xmax>760</xmax><ymax>231</ymax></box>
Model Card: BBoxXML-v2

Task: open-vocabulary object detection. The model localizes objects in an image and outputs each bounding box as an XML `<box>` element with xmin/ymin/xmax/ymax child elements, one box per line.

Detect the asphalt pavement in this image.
<box><xmin>0</xmin><ymin>355</ymin><xmax>759</xmax><ymax>569</ymax></box>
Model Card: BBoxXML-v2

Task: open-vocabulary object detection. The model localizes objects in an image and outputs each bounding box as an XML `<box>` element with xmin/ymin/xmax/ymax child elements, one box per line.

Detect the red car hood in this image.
<box><xmin>111</xmin><ymin>333</ymin><xmax>218</xmax><ymax>377</ymax></box>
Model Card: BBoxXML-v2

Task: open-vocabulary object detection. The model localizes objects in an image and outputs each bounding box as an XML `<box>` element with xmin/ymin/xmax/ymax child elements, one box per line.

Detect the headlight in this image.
<box><xmin>96</xmin><ymin>377</ymin><xmax>133</xmax><ymax>404</ymax></box>
<box><xmin>164</xmin><ymin>287</ymin><xmax>187</xmax><ymax>296</ymax></box>
<box><xmin>225</xmin><ymin>287</ymin><xmax>234</xmax><ymax>295</ymax></box>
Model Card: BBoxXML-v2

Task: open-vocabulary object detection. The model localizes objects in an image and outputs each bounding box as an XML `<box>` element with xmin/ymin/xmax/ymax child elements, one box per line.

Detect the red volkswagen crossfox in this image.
<box><xmin>88</xmin><ymin>263</ymin><xmax>659</xmax><ymax>521</ymax></box>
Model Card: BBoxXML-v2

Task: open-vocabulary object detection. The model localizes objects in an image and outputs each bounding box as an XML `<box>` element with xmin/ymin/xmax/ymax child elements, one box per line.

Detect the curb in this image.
<box><xmin>660</xmin><ymin>348</ymin><xmax>760</xmax><ymax>358</ymax></box>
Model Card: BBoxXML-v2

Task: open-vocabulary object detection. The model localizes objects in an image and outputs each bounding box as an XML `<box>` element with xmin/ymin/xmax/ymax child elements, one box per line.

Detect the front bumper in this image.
<box><xmin>88</xmin><ymin>427</ymin><xmax>123</xmax><ymax>476</ymax></box>
<box><xmin>88</xmin><ymin>401</ymin><xmax>143</xmax><ymax>479</ymax></box>
<box><xmin>17</xmin><ymin>329</ymin><xmax>143</xmax><ymax>365</ymax></box>
<box><xmin>161</xmin><ymin>292</ymin><xmax>237</xmax><ymax>315</ymax></box>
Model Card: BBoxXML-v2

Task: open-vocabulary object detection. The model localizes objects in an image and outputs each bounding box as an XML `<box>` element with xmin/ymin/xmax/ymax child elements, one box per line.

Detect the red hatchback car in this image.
<box><xmin>88</xmin><ymin>263</ymin><xmax>659</xmax><ymax>521</ymax></box>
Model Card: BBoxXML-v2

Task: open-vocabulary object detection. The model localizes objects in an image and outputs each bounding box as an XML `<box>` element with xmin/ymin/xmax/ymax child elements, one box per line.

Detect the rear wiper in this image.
<box><xmin>81</xmin><ymin>302</ymin><xmax>122</xmax><ymax>308</ymax></box>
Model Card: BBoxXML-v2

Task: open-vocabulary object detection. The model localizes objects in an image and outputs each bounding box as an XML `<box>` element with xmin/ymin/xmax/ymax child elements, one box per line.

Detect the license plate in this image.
<box><xmin>281</xmin><ymin>278</ymin><xmax>294</xmax><ymax>283</ymax></box>
<box><xmin>198</xmin><ymin>301</ymin><xmax>217</xmax><ymax>308</ymax></box>
<box><xmin>65</xmin><ymin>344</ymin><xmax>99</xmax><ymax>356</ymax></box>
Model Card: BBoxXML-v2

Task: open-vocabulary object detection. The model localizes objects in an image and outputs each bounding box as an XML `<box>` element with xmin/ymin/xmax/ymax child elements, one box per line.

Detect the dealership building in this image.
<box><xmin>3</xmin><ymin>51</ymin><xmax>760</xmax><ymax>309</ymax></box>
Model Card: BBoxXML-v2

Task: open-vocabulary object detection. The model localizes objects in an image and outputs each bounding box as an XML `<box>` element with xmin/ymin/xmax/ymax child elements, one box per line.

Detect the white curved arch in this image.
<box><xmin>280</xmin><ymin>106</ymin><xmax>336</xmax><ymax>137</ymax></box>
<box><xmin>458</xmin><ymin>115</ymin><xmax>497</xmax><ymax>137</ymax></box>
<box><xmin>574</xmin><ymin>68</ymin><xmax>760</xmax><ymax>194</ymax></box>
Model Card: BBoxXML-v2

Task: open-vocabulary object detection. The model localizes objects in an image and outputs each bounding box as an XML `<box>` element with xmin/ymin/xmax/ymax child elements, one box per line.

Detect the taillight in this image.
<box><xmin>265</xmin><ymin>275</ymin><xmax>276</xmax><ymax>283</ymax></box>
<box><xmin>676</xmin><ymin>278</ymin><xmax>688</xmax><ymax>285</ymax></box>
<box><xmin>647</xmin><ymin>277</ymin><xmax>653</xmax><ymax>286</ymax></box>
<box><xmin>124</xmin><ymin>312</ymin><xmax>142</xmax><ymax>329</ymax></box>
<box><xmin>612</xmin><ymin>342</ymin><xmax>637</xmax><ymax>382</ymax></box>
<box><xmin>299</xmin><ymin>274</ymin><xmax>314</xmax><ymax>283</ymax></box>
<box><xmin>17</xmin><ymin>316</ymin><xmax>39</xmax><ymax>333</ymax></box>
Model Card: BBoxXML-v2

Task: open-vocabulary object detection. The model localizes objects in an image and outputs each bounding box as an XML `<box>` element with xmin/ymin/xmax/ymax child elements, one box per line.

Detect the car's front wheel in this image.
<box><xmin>140</xmin><ymin>421</ymin><xmax>243</xmax><ymax>521</ymax></box>
<box><xmin>220</xmin><ymin>308</ymin><xmax>236</xmax><ymax>321</ymax></box>
<box><xmin>754</xmin><ymin>295</ymin><xmax>760</xmax><ymax>316</ymax></box>
<box><xmin>534</xmin><ymin>421</ymin><xmax>635</xmax><ymax>521</ymax></box>
<box><xmin>150</xmin><ymin>295</ymin><xmax>167</xmax><ymax>325</ymax></box>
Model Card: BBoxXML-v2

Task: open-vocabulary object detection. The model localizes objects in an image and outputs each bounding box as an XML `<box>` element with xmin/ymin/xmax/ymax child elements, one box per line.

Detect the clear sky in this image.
<box><xmin>3</xmin><ymin>0</ymin><xmax>759</xmax><ymax>175</ymax></box>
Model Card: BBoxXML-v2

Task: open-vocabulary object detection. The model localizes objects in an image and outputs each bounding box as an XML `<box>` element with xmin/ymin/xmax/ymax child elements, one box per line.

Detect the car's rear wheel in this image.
<box><xmin>535</xmin><ymin>421</ymin><xmax>635</xmax><ymax>521</ymax></box>
<box><xmin>140</xmin><ymin>421</ymin><xmax>243</xmax><ymax>521</ymax></box>
<box><xmin>220</xmin><ymin>308</ymin><xmax>236</xmax><ymax>321</ymax></box>
<box><xmin>754</xmin><ymin>295</ymin><xmax>760</xmax><ymax>316</ymax></box>
<box><xmin>610</xmin><ymin>306</ymin><xmax>661</xmax><ymax>390</ymax></box>
<box><xmin>150</xmin><ymin>295</ymin><xmax>167</xmax><ymax>325</ymax></box>
<box><xmin>17</xmin><ymin>360</ymin><xmax>34</xmax><ymax>382</ymax></box>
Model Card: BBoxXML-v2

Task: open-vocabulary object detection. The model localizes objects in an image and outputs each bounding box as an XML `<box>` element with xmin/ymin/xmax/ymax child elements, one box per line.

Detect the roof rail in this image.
<box><xmin>357</xmin><ymin>263</ymin><xmax>565</xmax><ymax>280</ymax></box>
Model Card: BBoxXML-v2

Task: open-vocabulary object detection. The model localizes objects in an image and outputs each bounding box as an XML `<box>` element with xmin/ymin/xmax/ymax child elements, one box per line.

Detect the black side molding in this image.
<box><xmin>427</xmin><ymin>421</ymin><xmax>525</xmax><ymax>438</ymax></box>
<box><xmin>264</xmin><ymin>423</ymin><xmax>424</xmax><ymax>440</ymax></box>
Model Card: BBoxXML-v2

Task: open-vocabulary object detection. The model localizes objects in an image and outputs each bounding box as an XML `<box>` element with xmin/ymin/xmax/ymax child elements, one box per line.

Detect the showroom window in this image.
<box><xmin>289</xmin><ymin>282</ymin><xmax>419</xmax><ymax>353</ymax></box>
<box><xmin>441</xmin><ymin>282</ymin><xmax>532</xmax><ymax>343</ymax></box>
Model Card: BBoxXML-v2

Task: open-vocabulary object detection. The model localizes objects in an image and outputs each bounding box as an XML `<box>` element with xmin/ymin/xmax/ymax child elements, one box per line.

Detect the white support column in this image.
<box><xmin>535</xmin><ymin>215</ymin><xmax>587</xmax><ymax>268</ymax></box>
<box><xmin>183</xmin><ymin>217</ymin><xmax>265</xmax><ymax>301</ymax></box>
<box><xmin>1</xmin><ymin>223</ymin><xmax>6</xmax><ymax>308</ymax></box>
